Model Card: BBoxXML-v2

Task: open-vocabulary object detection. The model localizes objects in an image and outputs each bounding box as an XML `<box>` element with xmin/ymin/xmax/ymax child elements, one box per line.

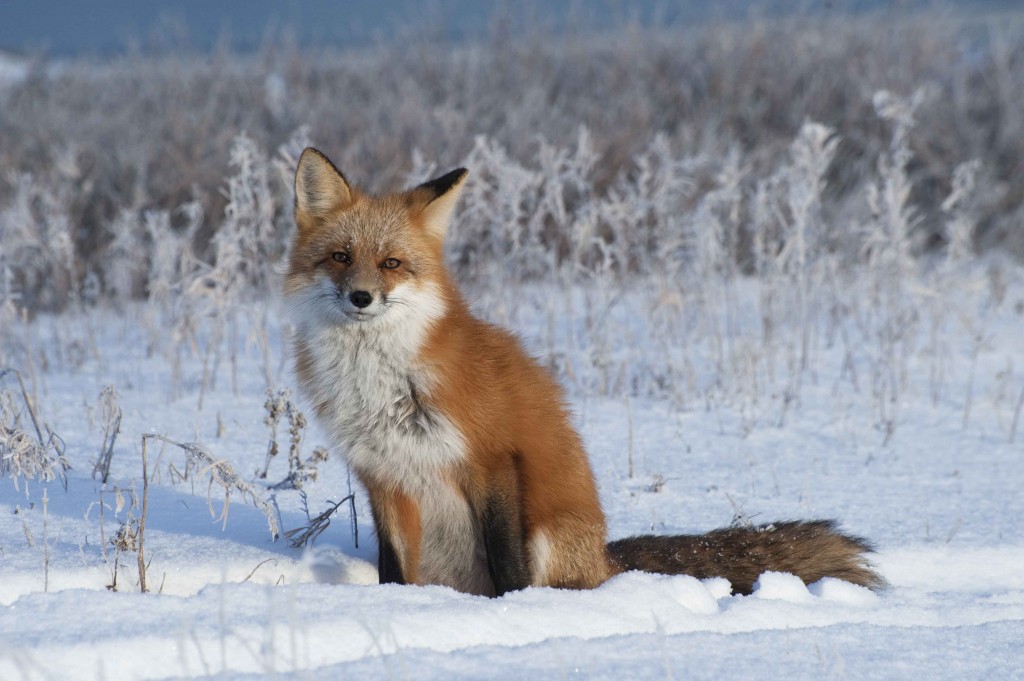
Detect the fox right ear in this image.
<box><xmin>413</xmin><ymin>168</ymin><xmax>469</xmax><ymax>241</ymax></box>
<box><xmin>294</xmin><ymin>147</ymin><xmax>354</xmax><ymax>228</ymax></box>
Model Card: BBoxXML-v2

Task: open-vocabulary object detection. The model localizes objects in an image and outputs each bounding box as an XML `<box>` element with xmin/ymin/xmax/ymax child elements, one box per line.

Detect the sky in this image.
<box><xmin>0</xmin><ymin>0</ymin><xmax>1008</xmax><ymax>57</ymax></box>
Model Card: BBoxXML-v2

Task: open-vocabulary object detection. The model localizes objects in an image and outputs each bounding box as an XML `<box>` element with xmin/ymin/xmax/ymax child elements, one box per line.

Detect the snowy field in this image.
<box><xmin>3</xmin><ymin>9</ymin><xmax>1024</xmax><ymax>678</ymax></box>
<box><xmin>2</xmin><ymin>266</ymin><xmax>1023</xmax><ymax>679</ymax></box>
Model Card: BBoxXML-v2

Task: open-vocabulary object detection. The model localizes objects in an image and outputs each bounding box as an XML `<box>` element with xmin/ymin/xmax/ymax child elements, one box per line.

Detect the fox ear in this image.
<box><xmin>413</xmin><ymin>168</ymin><xmax>468</xmax><ymax>240</ymax></box>
<box><xmin>294</xmin><ymin>147</ymin><xmax>354</xmax><ymax>229</ymax></box>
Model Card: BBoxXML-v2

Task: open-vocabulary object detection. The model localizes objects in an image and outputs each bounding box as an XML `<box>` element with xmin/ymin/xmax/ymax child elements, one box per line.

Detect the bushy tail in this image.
<box><xmin>605</xmin><ymin>519</ymin><xmax>884</xmax><ymax>595</ymax></box>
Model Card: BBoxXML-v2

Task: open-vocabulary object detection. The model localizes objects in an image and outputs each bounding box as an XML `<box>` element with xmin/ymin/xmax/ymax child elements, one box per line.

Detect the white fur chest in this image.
<box><xmin>290</xmin><ymin>282</ymin><xmax>490</xmax><ymax>593</ymax></box>
<box><xmin>299</xmin><ymin>322</ymin><xmax>491</xmax><ymax>594</ymax></box>
<box><xmin>298</xmin><ymin>320</ymin><xmax>467</xmax><ymax>490</ymax></box>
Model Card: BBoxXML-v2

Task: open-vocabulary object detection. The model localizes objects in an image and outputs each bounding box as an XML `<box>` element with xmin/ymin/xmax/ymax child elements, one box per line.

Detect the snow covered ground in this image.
<box><xmin>2</xmin><ymin>270</ymin><xmax>1024</xmax><ymax>679</ymax></box>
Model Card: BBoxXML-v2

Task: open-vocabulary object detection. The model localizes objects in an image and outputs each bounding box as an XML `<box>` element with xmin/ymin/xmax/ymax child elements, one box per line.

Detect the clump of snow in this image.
<box><xmin>751</xmin><ymin>571</ymin><xmax>814</xmax><ymax>603</ymax></box>
<box><xmin>304</xmin><ymin>547</ymin><xmax>378</xmax><ymax>586</ymax></box>
<box><xmin>702</xmin><ymin>577</ymin><xmax>734</xmax><ymax>600</ymax></box>
<box><xmin>808</xmin><ymin>577</ymin><xmax>878</xmax><ymax>606</ymax></box>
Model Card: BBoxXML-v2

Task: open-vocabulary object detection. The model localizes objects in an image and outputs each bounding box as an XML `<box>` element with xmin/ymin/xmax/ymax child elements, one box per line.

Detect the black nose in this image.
<box><xmin>349</xmin><ymin>290</ymin><xmax>372</xmax><ymax>308</ymax></box>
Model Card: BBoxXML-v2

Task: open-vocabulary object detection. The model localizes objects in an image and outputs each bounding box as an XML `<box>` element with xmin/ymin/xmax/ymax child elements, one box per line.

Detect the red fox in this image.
<box><xmin>284</xmin><ymin>147</ymin><xmax>884</xmax><ymax>597</ymax></box>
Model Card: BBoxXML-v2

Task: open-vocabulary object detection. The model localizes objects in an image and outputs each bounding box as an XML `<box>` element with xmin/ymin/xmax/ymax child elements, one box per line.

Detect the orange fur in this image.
<box><xmin>364</xmin><ymin>480</ymin><xmax>422</xmax><ymax>583</ymax></box>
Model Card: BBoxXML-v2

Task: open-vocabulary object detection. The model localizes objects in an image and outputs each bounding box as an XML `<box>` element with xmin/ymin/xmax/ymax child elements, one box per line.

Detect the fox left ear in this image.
<box><xmin>294</xmin><ymin>147</ymin><xmax>355</xmax><ymax>233</ymax></box>
<box><xmin>413</xmin><ymin>168</ymin><xmax>468</xmax><ymax>240</ymax></box>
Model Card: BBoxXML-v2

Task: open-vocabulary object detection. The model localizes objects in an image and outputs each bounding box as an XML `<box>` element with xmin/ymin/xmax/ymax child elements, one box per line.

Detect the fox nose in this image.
<box><xmin>349</xmin><ymin>290</ymin><xmax>373</xmax><ymax>309</ymax></box>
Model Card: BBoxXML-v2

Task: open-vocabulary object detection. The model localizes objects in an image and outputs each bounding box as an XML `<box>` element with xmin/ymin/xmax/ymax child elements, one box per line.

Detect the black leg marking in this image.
<box><xmin>376</xmin><ymin>527</ymin><xmax>405</xmax><ymax>585</ymax></box>
<box><xmin>482</xmin><ymin>473</ymin><xmax>531</xmax><ymax>596</ymax></box>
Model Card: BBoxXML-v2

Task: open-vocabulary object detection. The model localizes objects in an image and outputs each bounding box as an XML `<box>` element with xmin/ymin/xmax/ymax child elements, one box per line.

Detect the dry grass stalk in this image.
<box><xmin>284</xmin><ymin>491</ymin><xmax>356</xmax><ymax>549</ymax></box>
<box><xmin>138</xmin><ymin>434</ymin><xmax>151</xmax><ymax>592</ymax></box>
<box><xmin>158</xmin><ymin>433</ymin><xmax>280</xmax><ymax>540</ymax></box>
<box><xmin>1</xmin><ymin>369</ymin><xmax>69</xmax><ymax>492</ymax></box>
<box><xmin>92</xmin><ymin>385</ymin><xmax>122</xmax><ymax>483</ymax></box>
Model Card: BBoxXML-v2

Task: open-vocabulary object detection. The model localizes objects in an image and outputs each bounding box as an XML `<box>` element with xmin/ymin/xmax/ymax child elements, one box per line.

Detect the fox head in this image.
<box><xmin>284</xmin><ymin>147</ymin><xmax>466</xmax><ymax>329</ymax></box>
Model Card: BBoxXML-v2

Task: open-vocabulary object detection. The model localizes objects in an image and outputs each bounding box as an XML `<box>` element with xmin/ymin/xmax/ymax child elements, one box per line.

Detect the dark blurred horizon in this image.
<box><xmin>0</xmin><ymin>0</ymin><xmax>1016</xmax><ymax>57</ymax></box>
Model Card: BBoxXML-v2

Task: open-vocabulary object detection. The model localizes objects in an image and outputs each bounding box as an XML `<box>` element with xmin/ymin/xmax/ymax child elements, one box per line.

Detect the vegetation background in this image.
<box><xmin>1</xmin><ymin>0</ymin><xmax>1023</xmax><ymax>313</ymax></box>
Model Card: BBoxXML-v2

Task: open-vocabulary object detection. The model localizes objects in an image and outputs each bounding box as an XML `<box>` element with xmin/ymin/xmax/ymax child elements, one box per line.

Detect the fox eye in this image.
<box><xmin>382</xmin><ymin>258</ymin><xmax>401</xmax><ymax>269</ymax></box>
<box><xmin>331</xmin><ymin>252</ymin><xmax>351</xmax><ymax>264</ymax></box>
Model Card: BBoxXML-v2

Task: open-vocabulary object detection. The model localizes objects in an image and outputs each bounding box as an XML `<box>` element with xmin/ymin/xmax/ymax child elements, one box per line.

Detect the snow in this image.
<box><xmin>2</xmin><ymin>272</ymin><xmax>1024</xmax><ymax>680</ymax></box>
<box><xmin>3</xmin><ymin>548</ymin><xmax>1023</xmax><ymax>679</ymax></box>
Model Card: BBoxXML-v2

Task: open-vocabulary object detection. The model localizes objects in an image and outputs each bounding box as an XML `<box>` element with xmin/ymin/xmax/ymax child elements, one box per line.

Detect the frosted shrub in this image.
<box><xmin>620</xmin><ymin>133</ymin><xmax>693</xmax><ymax>277</ymax></box>
<box><xmin>272</xmin><ymin>126</ymin><xmax>314</xmax><ymax>217</ymax></box>
<box><xmin>177</xmin><ymin>134</ymin><xmax>283</xmax><ymax>402</ymax></box>
<box><xmin>682</xmin><ymin>152</ymin><xmax>745</xmax><ymax>383</ymax></box>
<box><xmin>755</xmin><ymin>121</ymin><xmax>841</xmax><ymax>409</ymax></box>
<box><xmin>0</xmin><ymin>396</ymin><xmax>68</xmax><ymax>494</ymax></box>
<box><xmin>167</xmin><ymin>438</ymin><xmax>280</xmax><ymax>540</ymax></box>
<box><xmin>942</xmin><ymin>160</ymin><xmax>982</xmax><ymax>268</ymax></box>
<box><xmin>194</xmin><ymin>137</ymin><xmax>262</xmax><ymax>306</ymax></box>
<box><xmin>104</xmin><ymin>209</ymin><xmax>144</xmax><ymax>303</ymax></box>
<box><xmin>0</xmin><ymin>172</ymin><xmax>77</xmax><ymax>310</ymax></box>
<box><xmin>860</xmin><ymin>90</ymin><xmax>930</xmax><ymax>439</ymax></box>
<box><xmin>221</xmin><ymin>133</ymin><xmax>280</xmax><ymax>292</ymax></box>
<box><xmin>456</xmin><ymin>135</ymin><xmax>542</xmax><ymax>279</ymax></box>
<box><xmin>532</xmin><ymin>128</ymin><xmax>599</xmax><ymax>272</ymax></box>
<box><xmin>143</xmin><ymin>210</ymin><xmax>180</xmax><ymax>303</ymax></box>
<box><xmin>260</xmin><ymin>387</ymin><xmax>326</xmax><ymax>490</ymax></box>
<box><xmin>0</xmin><ymin>255</ymin><xmax>21</xmax><ymax>362</ymax></box>
<box><xmin>922</xmin><ymin>159</ymin><xmax>984</xmax><ymax>406</ymax></box>
<box><xmin>92</xmin><ymin>385</ymin><xmax>122</xmax><ymax>484</ymax></box>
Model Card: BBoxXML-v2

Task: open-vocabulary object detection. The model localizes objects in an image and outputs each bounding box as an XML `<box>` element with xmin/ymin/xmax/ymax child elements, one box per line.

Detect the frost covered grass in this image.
<box><xmin>3</xmin><ymin>8</ymin><xmax>1024</xmax><ymax>315</ymax></box>
<box><xmin>2</xmin><ymin>6</ymin><xmax>1024</xmax><ymax>680</ymax></box>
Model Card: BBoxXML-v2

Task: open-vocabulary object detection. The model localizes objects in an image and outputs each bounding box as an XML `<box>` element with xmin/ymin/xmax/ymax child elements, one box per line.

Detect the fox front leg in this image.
<box><xmin>367</xmin><ymin>484</ymin><xmax>421</xmax><ymax>585</ymax></box>
<box><xmin>481</xmin><ymin>463</ymin><xmax>531</xmax><ymax>596</ymax></box>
